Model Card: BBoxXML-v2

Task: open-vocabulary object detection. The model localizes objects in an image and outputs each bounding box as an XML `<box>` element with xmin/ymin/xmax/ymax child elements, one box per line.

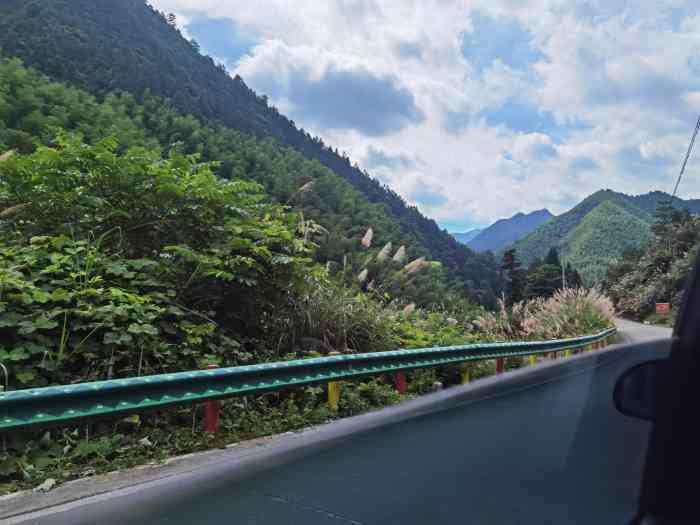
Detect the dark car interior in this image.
<box><xmin>616</xmin><ymin>247</ymin><xmax>700</xmax><ymax>524</ymax></box>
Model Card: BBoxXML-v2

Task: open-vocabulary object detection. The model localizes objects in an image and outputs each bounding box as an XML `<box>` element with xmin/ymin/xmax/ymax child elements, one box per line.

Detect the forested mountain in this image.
<box><xmin>452</xmin><ymin>229</ymin><xmax>482</xmax><ymax>244</ymax></box>
<box><xmin>605</xmin><ymin>202</ymin><xmax>700</xmax><ymax>320</ymax></box>
<box><xmin>629</xmin><ymin>191</ymin><xmax>700</xmax><ymax>215</ymax></box>
<box><xmin>560</xmin><ymin>200</ymin><xmax>652</xmax><ymax>285</ymax></box>
<box><xmin>467</xmin><ymin>209</ymin><xmax>553</xmax><ymax>253</ymax></box>
<box><xmin>0</xmin><ymin>58</ymin><xmax>501</xmax><ymax>306</ymax></box>
<box><xmin>508</xmin><ymin>189</ymin><xmax>699</xmax><ymax>286</ymax></box>
<box><xmin>0</xmin><ymin>0</ymin><xmax>498</xmax><ymax>295</ymax></box>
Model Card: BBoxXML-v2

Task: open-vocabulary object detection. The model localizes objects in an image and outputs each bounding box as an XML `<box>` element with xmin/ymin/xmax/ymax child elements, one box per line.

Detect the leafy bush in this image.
<box><xmin>390</xmin><ymin>310</ymin><xmax>479</xmax><ymax>349</ymax></box>
<box><xmin>0</xmin><ymin>136</ymin><xmax>309</xmax><ymax>387</ymax></box>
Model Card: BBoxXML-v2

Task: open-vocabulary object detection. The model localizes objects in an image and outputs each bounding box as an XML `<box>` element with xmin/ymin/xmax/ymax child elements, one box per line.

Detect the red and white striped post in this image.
<box><xmin>204</xmin><ymin>364</ymin><xmax>220</xmax><ymax>434</ymax></box>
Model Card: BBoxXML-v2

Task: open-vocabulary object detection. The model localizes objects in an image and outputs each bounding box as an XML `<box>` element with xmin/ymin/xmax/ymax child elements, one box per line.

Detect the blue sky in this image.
<box><xmin>152</xmin><ymin>1</ymin><xmax>700</xmax><ymax>232</ymax></box>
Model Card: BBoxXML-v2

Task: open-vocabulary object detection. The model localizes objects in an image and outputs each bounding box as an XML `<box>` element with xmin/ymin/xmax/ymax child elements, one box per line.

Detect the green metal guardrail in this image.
<box><xmin>0</xmin><ymin>327</ymin><xmax>616</xmax><ymax>431</ymax></box>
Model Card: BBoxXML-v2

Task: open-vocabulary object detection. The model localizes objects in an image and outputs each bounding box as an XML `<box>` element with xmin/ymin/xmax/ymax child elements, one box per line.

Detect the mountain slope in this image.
<box><xmin>0</xmin><ymin>57</ymin><xmax>505</xmax><ymax>310</ymax></box>
<box><xmin>628</xmin><ymin>190</ymin><xmax>700</xmax><ymax>215</ymax></box>
<box><xmin>0</xmin><ymin>0</ymin><xmax>494</xmax><ymax>293</ymax></box>
<box><xmin>467</xmin><ymin>209</ymin><xmax>553</xmax><ymax>253</ymax></box>
<box><xmin>510</xmin><ymin>190</ymin><xmax>653</xmax><ymax>265</ymax></box>
<box><xmin>452</xmin><ymin>229</ymin><xmax>482</xmax><ymax>244</ymax></box>
<box><xmin>509</xmin><ymin>189</ymin><xmax>700</xmax><ymax>286</ymax></box>
<box><xmin>560</xmin><ymin>200</ymin><xmax>653</xmax><ymax>285</ymax></box>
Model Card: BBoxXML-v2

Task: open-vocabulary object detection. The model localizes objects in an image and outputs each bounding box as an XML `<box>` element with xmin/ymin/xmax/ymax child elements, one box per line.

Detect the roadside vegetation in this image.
<box><xmin>0</xmin><ymin>59</ymin><xmax>614</xmax><ymax>495</ymax></box>
<box><xmin>604</xmin><ymin>200</ymin><xmax>700</xmax><ymax>322</ymax></box>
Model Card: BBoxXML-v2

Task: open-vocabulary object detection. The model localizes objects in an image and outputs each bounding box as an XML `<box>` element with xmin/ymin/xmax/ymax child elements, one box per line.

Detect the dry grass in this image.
<box><xmin>0</xmin><ymin>202</ymin><xmax>30</xmax><ymax>218</ymax></box>
<box><xmin>392</xmin><ymin>245</ymin><xmax>406</xmax><ymax>263</ymax></box>
<box><xmin>403</xmin><ymin>256</ymin><xmax>428</xmax><ymax>275</ymax></box>
<box><xmin>0</xmin><ymin>150</ymin><xmax>15</xmax><ymax>162</ymax></box>
<box><xmin>402</xmin><ymin>303</ymin><xmax>416</xmax><ymax>316</ymax></box>
<box><xmin>361</xmin><ymin>227</ymin><xmax>373</xmax><ymax>248</ymax></box>
<box><xmin>475</xmin><ymin>288</ymin><xmax>615</xmax><ymax>340</ymax></box>
<box><xmin>377</xmin><ymin>242</ymin><xmax>392</xmax><ymax>261</ymax></box>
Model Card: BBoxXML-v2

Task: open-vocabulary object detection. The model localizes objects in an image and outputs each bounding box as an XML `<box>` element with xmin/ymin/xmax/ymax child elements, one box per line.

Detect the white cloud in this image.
<box><xmin>150</xmin><ymin>0</ymin><xmax>700</xmax><ymax>229</ymax></box>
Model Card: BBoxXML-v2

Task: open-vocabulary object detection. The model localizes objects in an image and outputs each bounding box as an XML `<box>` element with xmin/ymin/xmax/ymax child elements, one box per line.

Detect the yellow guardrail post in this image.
<box><xmin>327</xmin><ymin>381</ymin><xmax>340</xmax><ymax>413</ymax></box>
<box><xmin>529</xmin><ymin>355</ymin><xmax>537</xmax><ymax>367</ymax></box>
<box><xmin>460</xmin><ymin>365</ymin><xmax>470</xmax><ymax>385</ymax></box>
<box><xmin>565</xmin><ymin>349</ymin><xmax>572</xmax><ymax>358</ymax></box>
<box><xmin>327</xmin><ymin>351</ymin><xmax>341</xmax><ymax>413</ymax></box>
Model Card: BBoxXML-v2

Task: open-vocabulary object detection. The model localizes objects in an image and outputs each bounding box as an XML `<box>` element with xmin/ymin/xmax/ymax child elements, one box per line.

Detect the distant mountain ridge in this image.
<box><xmin>466</xmin><ymin>209</ymin><xmax>553</xmax><ymax>253</ymax></box>
<box><xmin>627</xmin><ymin>190</ymin><xmax>700</xmax><ymax>215</ymax></box>
<box><xmin>509</xmin><ymin>189</ymin><xmax>697</xmax><ymax>286</ymax></box>
<box><xmin>452</xmin><ymin>229</ymin><xmax>482</xmax><ymax>244</ymax></box>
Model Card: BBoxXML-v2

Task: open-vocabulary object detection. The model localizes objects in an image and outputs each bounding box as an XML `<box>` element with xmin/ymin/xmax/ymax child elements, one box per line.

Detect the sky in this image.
<box><xmin>150</xmin><ymin>0</ymin><xmax>700</xmax><ymax>232</ymax></box>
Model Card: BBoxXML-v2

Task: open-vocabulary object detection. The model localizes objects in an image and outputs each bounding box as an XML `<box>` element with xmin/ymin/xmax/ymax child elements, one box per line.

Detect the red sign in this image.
<box><xmin>655</xmin><ymin>303</ymin><xmax>670</xmax><ymax>315</ymax></box>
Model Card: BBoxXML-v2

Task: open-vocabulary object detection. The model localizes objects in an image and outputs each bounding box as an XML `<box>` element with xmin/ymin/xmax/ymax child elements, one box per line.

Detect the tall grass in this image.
<box><xmin>475</xmin><ymin>288</ymin><xmax>615</xmax><ymax>340</ymax></box>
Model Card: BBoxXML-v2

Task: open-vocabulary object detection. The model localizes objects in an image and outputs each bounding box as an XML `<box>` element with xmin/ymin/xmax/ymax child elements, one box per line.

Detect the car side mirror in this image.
<box><xmin>614</xmin><ymin>359</ymin><xmax>666</xmax><ymax>421</ymax></box>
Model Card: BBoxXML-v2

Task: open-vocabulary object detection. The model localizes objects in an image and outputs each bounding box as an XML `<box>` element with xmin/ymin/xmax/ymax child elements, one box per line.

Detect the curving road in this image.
<box><xmin>5</xmin><ymin>320</ymin><xmax>672</xmax><ymax>525</ymax></box>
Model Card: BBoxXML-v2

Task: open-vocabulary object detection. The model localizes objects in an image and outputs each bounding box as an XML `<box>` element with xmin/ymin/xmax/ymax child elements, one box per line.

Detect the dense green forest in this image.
<box><xmin>628</xmin><ymin>190</ymin><xmax>700</xmax><ymax>215</ymax></box>
<box><xmin>560</xmin><ymin>200</ymin><xmax>653</xmax><ymax>285</ymax></box>
<box><xmin>605</xmin><ymin>201</ymin><xmax>700</xmax><ymax>320</ymax></box>
<box><xmin>508</xmin><ymin>189</ymin><xmax>700</xmax><ymax>287</ymax></box>
<box><xmin>510</xmin><ymin>190</ymin><xmax>658</xmax><ymax>286</ymax></box>
<box><xmin>0</xmin><ymin>58</ymin><xmax>500</xmax><ymax>308</ymax></box>
<box><xmin>500</xmin><ymin>247</ymin><xmax>582</xmax><ymax>305</ymax></box>
<box><xmin>0</xmin><ymin>0</ymin><xmax>498</xmax><ymax>295</ymax></box>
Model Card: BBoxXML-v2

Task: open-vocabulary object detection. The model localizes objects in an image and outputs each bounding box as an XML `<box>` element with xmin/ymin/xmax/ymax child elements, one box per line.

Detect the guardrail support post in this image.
<box><xmin>496</xmin><ymin>358</ymin><xmax>504</xmax><ymax>374</ymax></box>
<box><xmin>327</xmin><ymin>381</ymin><xmax>340</xmax><ymax>412</ymax></box>
<box><xmin>204</xmin><ymin>364</ymin><xmax>220</xmax><ymax>434</ymax></box>
<box><xmin>393</xmin><ymin>371</ymin><xmax>407</xmax><ymax>394</ymax></box>
<box><xmin>565</xmin><ymin>349</ymin><xmax>572</xmax><ymax>358</ymax></box>
<box><xmin>529</xmin><ymin>355</ymin><xmax>537</xmax><ymax>367</ymax></box>
<box><xmin>460</xmin><ymin>366</ymin><xmax>470</xmax><ymax>385</ymax></box>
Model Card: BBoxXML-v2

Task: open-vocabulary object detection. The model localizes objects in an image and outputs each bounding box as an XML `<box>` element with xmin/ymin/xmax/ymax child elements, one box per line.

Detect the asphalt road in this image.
<box><xmin>9</xmin><ymin>320</ymin><xmax>672</xmax><ymax>525</ymax></box>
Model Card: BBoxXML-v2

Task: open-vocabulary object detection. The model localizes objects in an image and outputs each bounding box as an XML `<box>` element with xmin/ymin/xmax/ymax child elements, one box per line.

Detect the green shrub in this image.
<box><xmin>0</xmin><ymin>136</ymin><xmax>310</xmax><ymax>386</ymax></box>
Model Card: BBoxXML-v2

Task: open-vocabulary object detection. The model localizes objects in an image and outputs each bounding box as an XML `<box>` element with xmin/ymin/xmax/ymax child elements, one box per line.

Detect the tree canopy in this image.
<box><xmin>0</xmin><ymin>0</ymin><xmax>500</xmax><ymax>299</ymax></box>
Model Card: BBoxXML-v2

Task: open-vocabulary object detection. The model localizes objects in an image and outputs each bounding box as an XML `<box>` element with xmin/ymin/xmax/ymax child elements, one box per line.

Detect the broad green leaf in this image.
<box><xmin>32</xmin><ymin>290</ymin><xmax>52</xmax><ymax>303</ymax></box>
<box><xmin>51</xmin><ymin>288</ymin><xmax>72</xmax><ymax>301</ymax></box>
<box><xmin>16</xmin><ymin>369</ymin><xmax>37</xmax><ymax>383</ymax></box>
<box><xmin>33</xmin><ymin>317</ymin><xmax>59</xmax><ymax>330</ymax></box>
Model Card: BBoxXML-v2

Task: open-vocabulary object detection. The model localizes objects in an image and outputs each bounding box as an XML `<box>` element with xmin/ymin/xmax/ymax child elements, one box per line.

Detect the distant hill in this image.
<box><xmin>560</xmin><ymin>200</ymin><xmax>653</xmax><ymax>285</ymax></box>
<box><xmin>452</xmin><ymin>229</ymin><xmax>482</xmax><ymax>244</ymax></box>
<box><xmin>467</xmin><ymin>209</ymin><xmax>553</xmax><ymax>253</ymax></box>
<box><xmin>628</xmin><ymin>190</ymin><xmax>700</xmax><ymax>215</ymax></box>
<box><xmin>509</xmin><ymin>189</ymin><xmax>699</xmax><ymax>286</ymax></box>
<box><xmin>0</xmin><ymin>0</ymin><xmax>501</xmax><ymax>301</ymax></box>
